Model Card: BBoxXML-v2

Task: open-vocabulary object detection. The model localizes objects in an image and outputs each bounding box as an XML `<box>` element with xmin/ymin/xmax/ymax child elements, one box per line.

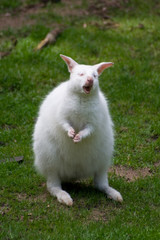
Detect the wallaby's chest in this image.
<box><xmin>64</xmin><ymin>97</ymin><xmax>99</xmax><ymax>131</ymax></box>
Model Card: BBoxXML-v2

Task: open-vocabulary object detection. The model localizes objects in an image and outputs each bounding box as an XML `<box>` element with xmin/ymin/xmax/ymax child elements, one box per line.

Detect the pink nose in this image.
<box><xmin>87</xmin><ymin>77</ymin><xmax>93</xmax><ymax>84</ymax></box>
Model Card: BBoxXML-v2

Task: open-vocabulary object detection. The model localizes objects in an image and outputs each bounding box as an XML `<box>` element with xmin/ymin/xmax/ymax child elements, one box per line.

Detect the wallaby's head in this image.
<box><xmin>60</xmin><ymin>54</ymin><xmax>113</xmax><ymax>95</ymax></box>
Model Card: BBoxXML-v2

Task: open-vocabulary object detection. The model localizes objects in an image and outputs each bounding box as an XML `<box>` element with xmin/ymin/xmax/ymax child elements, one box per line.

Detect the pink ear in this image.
<box><xmin>96</xmin><ymin>62</ymin><xmax>114</xmax><ymax>75</ymax></box>
<box><xmin>60</xmin><ymin>54</ymin><xmax>78</xmax><ymax>72</ymax></box>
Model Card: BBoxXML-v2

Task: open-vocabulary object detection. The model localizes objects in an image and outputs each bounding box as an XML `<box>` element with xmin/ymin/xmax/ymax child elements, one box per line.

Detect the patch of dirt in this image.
<box><xmin>88</xmin><ymin>0</ymin><xmax>129</xmax><ymax>19</ymax></box>
<box><xmin>154</xmin><ymin>160</ymin><xmax>160</xmax><ymax>167</ymax></box>
<box><xmin>16</xmin><ymin>192</ymin><xmax>48</xmax><ymax>202</ymax></box>
<box><xmin>109</xmin><ymin>165</ymin><xmax>153</xmax><ymax>182</ymax></box>
<box><xmin>32</xmin><ymin>193</ymin><xmax>48</xmax><ymax>202</ymax></box>
<box><xmin>52</xmin><ymin>0</ymin><xmax>88</xmax><ymax>18</ymax></box>
<box><xmin>87</xmin><ymin>202</ymin><xmax>122</xmax><ymax>223</ymax></box>
<box><xmin>0</xmin><ymin>0</ymin><xmax>88</xmax><ymax>31</ymax></box>
<box><xmin>0</xmin><ymin>0</ymin><xmax>123</xmax><ymax>32</ymax></box>
<box><xmin>0</xmin><ymin>3</ymin><xmax>46</xmax><ymax>31</ymax></box>
<box><xmin>0</xmin><ymin>13</ymin><xmax>33</xmax><ymax>31</ymax></box>
<box><xmin>89</xmin><ymin>208</ymin><xmax>108</xmax><ymax>222</ymax></box>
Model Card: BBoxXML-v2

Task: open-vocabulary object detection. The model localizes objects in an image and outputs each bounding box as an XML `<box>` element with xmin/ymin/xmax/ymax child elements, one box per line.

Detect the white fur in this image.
<box><xmin>33</xmin><ymin>55</ymin><xmax>123</xmax><ymax>206</ymax></box>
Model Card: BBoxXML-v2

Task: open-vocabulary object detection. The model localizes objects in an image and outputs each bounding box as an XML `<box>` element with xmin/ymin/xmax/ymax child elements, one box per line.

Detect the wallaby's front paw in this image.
<box><xmin>68</xmin><ymin>128</ymin><xmax>76</xmax><ymax>139</ymax></box>
<box><xmin>73</xmin><ymin>133</ymin><xmax>82</xmax><ymax>143</ymax></box>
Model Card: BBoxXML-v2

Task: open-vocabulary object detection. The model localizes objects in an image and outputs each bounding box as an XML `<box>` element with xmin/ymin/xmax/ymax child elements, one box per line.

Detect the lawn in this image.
<box><xmin>0</xmin><ymin>0</ymin><xmax>160</xmax><ymax>239</ymax></box>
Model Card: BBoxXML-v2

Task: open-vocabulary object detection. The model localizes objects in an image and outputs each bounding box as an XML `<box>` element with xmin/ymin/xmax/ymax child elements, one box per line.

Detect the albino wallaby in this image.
<box><xmin>33</xmin><ymin>54</ymin><xmax>123</xmax><ymax>206</ymax></box>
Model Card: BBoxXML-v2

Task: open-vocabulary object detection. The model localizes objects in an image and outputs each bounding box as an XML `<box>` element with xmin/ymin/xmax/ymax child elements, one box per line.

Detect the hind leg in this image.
<box><xmin>94</xmin><ymin>171</ymin><xmax>123</xmax><ymax>202</ymax></box>
<box><xmin>47</xmin><ymin>176</ymin><xmax>73</xmax><ymax>206</ymax></box>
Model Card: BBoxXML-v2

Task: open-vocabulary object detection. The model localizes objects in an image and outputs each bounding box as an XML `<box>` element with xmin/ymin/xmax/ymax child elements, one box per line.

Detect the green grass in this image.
<box><xmin>0</xmin><ymin>0</ymin><xmax>160</xmax><ymax>239</ymax></box>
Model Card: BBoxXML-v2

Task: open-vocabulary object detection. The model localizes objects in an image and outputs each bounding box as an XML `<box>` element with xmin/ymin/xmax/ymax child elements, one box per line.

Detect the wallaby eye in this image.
<box><xmin>78</xmin><ymin>73</ymin><xmax>84</xmax><ymax>77</ymax></box>
<box><xmin>93</xmin><ymin>73</ymin><xmax>97</xmax><ymax>78</ymax></box>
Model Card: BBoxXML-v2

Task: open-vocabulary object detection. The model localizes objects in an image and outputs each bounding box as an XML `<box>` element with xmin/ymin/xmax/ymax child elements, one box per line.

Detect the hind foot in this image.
<box><xmin>106</xmin><ymin>186</ymin><xmax>123</xmax><ymax>202</ymax></box>
<box><xmin>47</xmin><ymin>180</ymin><xmax>73</xmax><ymax>206</ymax></box>
<box><xmin>57</xmin><ymin>190</ymin><xmax>73</xmax><ymax>206</ymax></box>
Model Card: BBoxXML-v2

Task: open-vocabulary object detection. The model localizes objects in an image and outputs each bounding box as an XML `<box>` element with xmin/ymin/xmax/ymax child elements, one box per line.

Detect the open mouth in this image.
<box><xmin>83</xmin><ymin>85</ymin><xmax>93</xmax><ymax>94</ymax></box>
